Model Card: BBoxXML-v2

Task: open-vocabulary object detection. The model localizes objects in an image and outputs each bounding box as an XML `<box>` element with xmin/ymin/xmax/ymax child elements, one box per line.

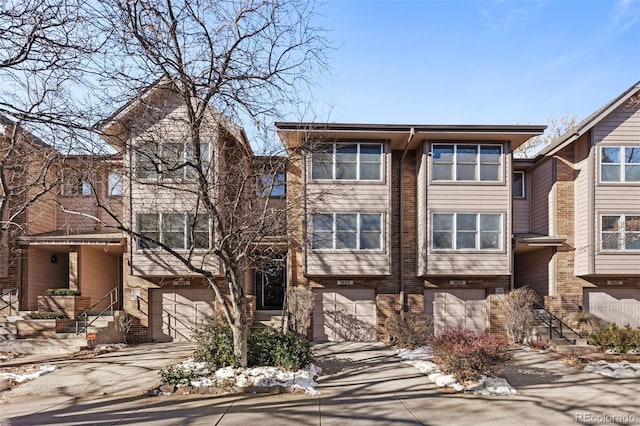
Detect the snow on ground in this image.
<box><xmin>396</xmin><ymin>346</ymin><xmax>517</xmax><ymax>396</ymax></box>
<box><xmin>163</xmin><ymin>360</ymin><xmax>322</xmax><ymax>395</ymax></box>
<box><xmin>94</xmin><ymin>343</ymin><xmax>127</xmax><ymax>354</ymax></box>
<box><xmin>0</xmin><ymin>364</ymin><xmax>57</xmax><ymax>384</ymax></box>
<box><xmin>584</xmin><ymin>360</ymin><xmax>640</xmax><ymax>379</ymax></box>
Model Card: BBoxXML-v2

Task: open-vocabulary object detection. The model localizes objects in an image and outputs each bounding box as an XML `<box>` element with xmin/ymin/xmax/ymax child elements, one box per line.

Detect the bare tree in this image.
<box><xmin>514</xmin><ymin>112</ymin><xmax>577</xmax><ymax>158</ymax></box>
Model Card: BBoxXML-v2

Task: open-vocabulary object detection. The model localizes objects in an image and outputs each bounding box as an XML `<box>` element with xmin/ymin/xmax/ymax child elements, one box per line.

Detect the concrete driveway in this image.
<box><xmin>1</xmin><ymin>342</ymin><xmax>638</xmax><ymax>425</ymax></box>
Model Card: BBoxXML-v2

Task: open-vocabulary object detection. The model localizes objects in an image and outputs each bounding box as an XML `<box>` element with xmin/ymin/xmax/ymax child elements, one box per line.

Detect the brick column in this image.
<box><xmin>68</xmin><ymin>246</ymin><xmax>79</xmax><ymax>292</ymax></box>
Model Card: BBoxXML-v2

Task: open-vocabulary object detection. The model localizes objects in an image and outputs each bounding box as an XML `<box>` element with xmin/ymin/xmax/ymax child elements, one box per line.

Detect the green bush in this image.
<box><xmin>249</xmin><ymin>327</ymin><xmax>312</xmax><ymax>370</ymax></box>
<box><xmin>431</xmin><ymin>327</ymin><xmax>511</xmax><ymax>383</ymax></box>
<box><xmin>192</xmin><ymin>319</ymin><xmax>238</xmax><ymax>368</ymax></box>
<box><xmin>45</xmin><ymin>289</ymin><xmax>81</xmax><ymax>296</ymax></box>
<box><xmin>589</xmin><ymin>323</ymin><xmax>640</xmax><ymax>353</ymax></box>
<box><xmin>386</xmin><ymin>312</ymin><xmax>433</xmax><ymax>348</ymax></box>
<box><xmin>159</xmin><ymin>365</ymin><xmax>201</xmax><ymax>385</ymax></box>
<box><xmin>27</xmin><ymin>311</ymin><xmax>68</xmax><ymax>319</ymax></box>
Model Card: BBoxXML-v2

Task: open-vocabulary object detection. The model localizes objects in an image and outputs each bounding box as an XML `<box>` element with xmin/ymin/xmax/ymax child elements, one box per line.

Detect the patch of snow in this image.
<box><xmin>584</xmin><ymin>360</ymin><xmax>640</xmax><ymax>379</ymax></box>
<box><xmin>94</xmin><ymin>343</ymin><xmax>127</xmax><ymax>354</ymax></box>
<box><xmin>396</xmin><ymin>346</ymin><xmax>517</xmax><ymax>396</ymax></box>
<box><xmin>165</xmin><ymin>360</ymin><xmax>321</xmax><ymax>395</ymax></box>
<box><xmin>0</xmin><ymin>364</ymin><xmax>57</xmax><ymax>384</ymax></box>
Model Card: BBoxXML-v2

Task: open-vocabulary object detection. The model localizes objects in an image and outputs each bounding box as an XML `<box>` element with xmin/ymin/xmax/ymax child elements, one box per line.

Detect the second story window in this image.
<box><xmin>311</xmin><ymin>143</ymin><xmax>382</xmax><ymax>181</ymax></box>
<box><xmin>601</xmin><ymin>214</ymin><xmax>640</xmax><ymax>251</ymax></box>
<box><xmin>432</xmin><ymin>213</ymin><xmax>502</xmax><ymax>251</ymax></box>
<box><xmin>137</xmin><ymin>213</ymin><xmax>211</xmax><ymax>250</ymax></box>
<box><xmin>513</xmin><ymin>171</ymin><xmax>525</xmax><ymax>198</ymax></box>
<box><xmin>600</xmin><ymin>146</ymin><xmax>640</xmax><ymax>183</ymax></box>
<box><xmin>61</xmin><ymin>170</ymin><xmax>92</xmax><ymax>196</ymax></box>
<box><xmin>108</xmin><ymin>172</ymin><xmax>123</xmax><ymax>196</ymax></box>
<box><xmin>311</xmin><ymin>213</ymin><xmax>383</xmax><ymax>250</ymax></box>
<box><xmin>257</xmin><ymin>173</ymin><xmax>286</xmax><ymax>197</ymax></box>
<box><xmin>135</xmin><ymin>142</ymin><xmax>210</xmax><ymax>180</ymax></box>
<box><xmin>432</xmin><ymin>144</ymin><xmax>503</xmax><ymax>182</ymax></box>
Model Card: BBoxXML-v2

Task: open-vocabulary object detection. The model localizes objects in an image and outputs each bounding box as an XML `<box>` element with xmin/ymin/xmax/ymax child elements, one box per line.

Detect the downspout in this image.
<box><xmin>399</xmin><ymin>128</ymin><xmax>415</xmax><ymax>313</ymax></box>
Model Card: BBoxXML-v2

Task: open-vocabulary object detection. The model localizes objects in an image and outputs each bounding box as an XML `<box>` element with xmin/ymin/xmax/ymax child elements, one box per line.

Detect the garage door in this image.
<box><xmin>151</xmin><ymin>288</ymin><xmax>216</xmax><ymax>342</ymax></box>
<box><xmin>313</xmin><ymin>289</ymin><xmax>377</xmax><ymax>342</ymax></box>
<box><xmin>584</xmin><ymin>289</ymin><xmax>640</xmax><ymax>328</ymax></box>
<box><xmin>424</xmin><ymin>289</ymin><xmax>488</xmax><ymax>333</ymax></box>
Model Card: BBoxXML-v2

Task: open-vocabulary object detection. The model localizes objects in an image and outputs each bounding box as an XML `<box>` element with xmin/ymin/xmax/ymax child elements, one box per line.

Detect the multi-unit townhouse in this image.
<box><xmin>3</xmin><ymin>81</ymin><xmax>638</xmax><ymax>344</ymax></box>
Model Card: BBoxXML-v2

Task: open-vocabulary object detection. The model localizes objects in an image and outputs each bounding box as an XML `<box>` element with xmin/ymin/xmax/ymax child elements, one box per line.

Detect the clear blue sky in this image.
<box><xmin>304</xmin><ymin>0</ymin><xmax>640</xmax><ymax>126</ymax></box>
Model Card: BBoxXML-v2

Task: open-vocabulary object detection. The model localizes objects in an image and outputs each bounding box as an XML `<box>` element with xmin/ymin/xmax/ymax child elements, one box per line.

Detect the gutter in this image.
<box><xmin>399</xmin><ymin>128</ymin><xmax>415</xmax><ymax>312</ymax></box>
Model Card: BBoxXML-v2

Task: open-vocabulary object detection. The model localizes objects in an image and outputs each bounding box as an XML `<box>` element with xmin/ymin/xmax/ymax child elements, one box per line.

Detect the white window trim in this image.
<box><xmin>310</xmin><ymin>212</ymin><xmax>384</xmax><ymax>251</ymax></box>
<box><xmin>310</xmin><ymin>142</ymin><xmax>383</xmax><ymax>181</ymax></box>
<box><xmin>431</xmin><ymin>143</ymin><xmax>503</xmax><ymax>182</ymax></box>
<box><xmin>136</xmin><ymin>212</ymin><xmax>211</xmax><ymax>252</ymax></box>
<box><xmin>431</xmin><ymin>212</ymin><xmax>503</xmax><ymax>251</ymax></box>
<box><xmin>599</xmin><ymin>145</ymin><xmax>640</xmax><ymax>184</ymax></box>
<box><xmin>513</xmin><ymin>171</ymin><xmax>526</xmax><ymax>198</ymax></box>
<box><xmin>599</xmin><ymin>213</ymin><xmax>640</xmax><ymax>252</ymax></box>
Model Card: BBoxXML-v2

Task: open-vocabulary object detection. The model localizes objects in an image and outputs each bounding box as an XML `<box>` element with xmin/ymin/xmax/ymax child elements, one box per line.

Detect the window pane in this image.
<box><xmin>433</xmin><ymin>214</ymin><xmax>453</xmax><ymax>231</ymax></box>
<box><xmin>336</xmin><ymin>214</ymin><xmax>357</xmax><ymax>231</ymax></box>
<box><xmin>457</xmin><ymin>164</ymin><xmax>476</xmax><ymax>180</ymax></box>
<box><xmin>432</xmin><ymin>164</ymin><xmax>452</xmax><ymax>180</ymax></box>
<box><xmin>480</xmin><ymin>146</ymin><xmax>501</xmax><ymax>164</ymax></box>
<box><xmin>457</xmin><ymin>214</ymin><xmax>477</xmax><ymax>231</ymax></box>
<box><xmin>625</xmin><ymin>165</ymin><xmax>640</xmax><ymax>182</ymax></box>
<box><xmin>336</xmin><ymin>232</ymin><xmax>357</xmax><ymax>249</ymax></box>
<box><xmin>456</xmin><ymin>232</ymin><xmax>477</xmax><ymax>249</ymax></box>
<box><xmin>601</xmin><ymin>165</ymin><xmax>620</xmax><ymax>182</ymax></box>
<box><xmin>480</xmin><ymin>164</ymin><xmax>499</xmax><ymax>181</ymax></box>
<box><xmin>336</xmin><ymin>164</ymin><xmax>357</xmax><ymax>179</ymax></box>
<box><xmin>480</xmin><ymin>214</ymin><xmax>501</xmax><ymax>231</ymax></box>
<box><xmin>136</xmin><ymin>143</ymin><xmax>159</xmax><ymax>179</ymax></box>
<box><xmin>311</xmin><ymin>151</ymin><xmax>333</xmax><ymax>179</ymax></box>
<box><xmin>312</xmin><ymin>214</ymin><xmax>333</xmax><ymax>231</ymax></box>
<box><xmin>109</xmin><ymin>172</ymin><xmax>123</xmax><ymax>196</ymax></box>
<box><xmin>481</xmin><ymin>231</ymin><xmax>500</xmax><ymax>249</ymax></box>
<box><xmin>163</xmin><ymin>214</ymin><xmax>185</xmax><ymax>249</ymax></box>
<box><xmin>360</xmin><ymin>214</ymin><xmax>381</xmax><ymax>231</ymax></box>
<box><xmin>360</xmin><ymin>144</ymin><xmax>382</xmax><ymax>162</ymax></box>
<box><xmin>432</xmin><ymin>146</ymin><xmax>454</xmax><ymax>163</ymax></box>
<box><xmin>625</xmin><ymin>234</ymin><xmax>640</xmax><ymax>250</ymax></box>
<box><xmin>335</xmin><ymin>145</ymin><xmax>357</xmax><ymax>180</ymax></box>
<box><xmin>433</xmin><ymin>231</ymin><xmax>452</xmax><ymax>249</ymax></box>
<box><xmin>81</xmin><ymin>181</ymin><xmax>92</xmax><ymax>196</ymax></box>
<box><xmin>625</xmin><ymin>216</ymin><xmax>640</xmax><ymax>232</ymax></box>
<box><xmin>602</xmin><ymin>233</ymin><xmax>620</xmax><ymax>250</ymax></box>
<box><xmin>312</xmin><ymin>231</ymin><xmax>333</xmax><ymax>249</ymax></box>
<box><xmin>601</xmin><ymin>147</ymin><xmax>619</xmax><ymax>163</ymax></box>
<box><xmin>513</xmin><ymin>172</ymin><xmax>524</xmax><ymax>198</ymax></box>
<box><xmin>601</xmin><ymin>216</ymin><xmax>620</xmax><ymax>232</ymax></box>
<box><xmin>162</xmin><ymin>143</ymin><xmax>183</xmax><ymax>179</ymax></box>
<box><xmin>457</xmin><ymin>146</ymin><xmax>477</xmax><ymax>163</ymax></box>
<box><xmin>188</xmin><ymin>214</ymin><xmax>210</xmax><ymax>249</ymax></box>
<box><xmin>360</xmin><ymin>162</ymin><xmax>381</xmax><ymax>180</ymax></box>
<box><xmin>138</xmin><ymin>214</ymin><xmax>159</xmax><ymax>249</ymax></box>
<box><xmin>360</xmin><ymin>232</ymin><xmax>381</xmax><ymax>249</ymax></box>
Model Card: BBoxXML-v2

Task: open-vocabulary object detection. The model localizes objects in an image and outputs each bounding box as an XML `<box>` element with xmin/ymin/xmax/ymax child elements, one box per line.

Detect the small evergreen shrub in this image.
<box><xmin>589</xmin><ymin>323</ymin><xmax>640</xmax><ymax>353</ymax></box>
<box><xmin>431</xmin><ymin>327</ymin><xmax>511</xmax><ymax>383</ymax></box>
<box><xmin>159</xmin><ymin>365</ymin><xmax>201</xmax><ymax>385</ymax></box>
<box><xmin>45</xmin><ymin>289</ymin><xmax>81</xmax><ymax>296</ymax></box>
<box><xmin>192</xmin><ymin>318</ymin><xmax>238</xmax><ymax>368</ymax></box>
<box><xmin>386</xmin><ymin>312</ymin><xmax>433</xmax><ymax>348</ymax></box>
<box><xmin>27</xmin><ymin>311</ymin><xmax>68</xmax><ymax>319</ymax></box>
<box><xmin>249</xmin><ymin>327</ymin><xmax>312</xmax><ymax>370</ymax></box>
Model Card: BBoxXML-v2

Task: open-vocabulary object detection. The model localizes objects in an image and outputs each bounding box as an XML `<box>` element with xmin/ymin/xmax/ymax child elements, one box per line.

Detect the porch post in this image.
<box><xmin>69</xmin><ymin>246</ymin><xmax>79</xmax><ymax>292</ymax></box>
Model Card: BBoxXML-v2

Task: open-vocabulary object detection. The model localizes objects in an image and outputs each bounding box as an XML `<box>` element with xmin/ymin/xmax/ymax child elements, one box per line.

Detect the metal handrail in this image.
<box><xmin>0</xmin><ymin>287</ymin><xmax>19</xmax><ymax>316</ymax></box>
<box><xmin>532</xmin><ymin>302</ymin><xmax>582</xmax><ymax>344</ymax></box>
<box><xmin>75</xmin><ymin>287</ymin><xmax>118</xmax><ymax>337</ymax></box>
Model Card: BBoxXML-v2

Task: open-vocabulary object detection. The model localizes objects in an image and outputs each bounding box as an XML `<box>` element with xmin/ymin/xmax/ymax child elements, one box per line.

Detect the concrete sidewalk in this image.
<box><xmin>1</xmin><ymin>343</ymin><xmax>638</xmax><ymax>425</ymax></box>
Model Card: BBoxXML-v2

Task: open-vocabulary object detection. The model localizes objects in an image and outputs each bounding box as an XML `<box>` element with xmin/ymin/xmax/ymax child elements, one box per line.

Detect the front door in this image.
<box><xmin>256</xmin><ymin>265</ymin><xmax>285</xmax><ymax>310</ymax></box>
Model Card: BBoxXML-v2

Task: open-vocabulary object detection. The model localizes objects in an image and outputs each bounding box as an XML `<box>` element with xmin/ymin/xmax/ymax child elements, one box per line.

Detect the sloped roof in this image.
<box><xmin>537</xmin><ymin>80</ymin><xmax>640</xmax><ymax>157</ymax></box>
<box><xmin>0</xmin><ymin>114</ymin><xmax>52</xmax><ymax>149</ymax></box>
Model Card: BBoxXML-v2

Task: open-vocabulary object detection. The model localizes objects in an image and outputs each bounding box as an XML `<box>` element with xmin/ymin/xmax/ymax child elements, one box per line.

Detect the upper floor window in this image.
<box><xmin>311</xmin><ymin>143</ymin><xmax>382</xmax><ymax>181</ymax></box>
<box><xmin>61</xmin><ymin>170</ymin><xmax>92</xmax><ymax>196</ymax></box>
<box><xmin>311</xmin><ymin>212</ymin><xmax>383</xmax><ymax>251</ymax></box>
<box><xmin>257</xmin><ymin>173</ymin><xmax>286</xmax><ymax>197</ymax></box>
<box><xmin>513</xmin><ymin>171</ymin><xmax>525</xmax><ymax>198</ymax></box>
<box><xmin>135</xmin><ymin>142</ymin><xmax>210</xmax><ymax>180</ymax></box>
<box><xmin>432</xmin><ymin>144</ymin><xmax>502</xmax><ymax>182</ymax></box>
<box><xmin>600</xmin><ymin>146</ymin><xmax>640</xmax><ymax>183</ymax></box>
<box><xmin>136</xmin><ymin>212</ymin><xmax>210</xmax><ymax>250</ymax></box>
<box><xmin>108</xmin><ymin>171</ymin><xmax>123</xmax><ymax>196</ymax></box>
<box><xmin>432</xmin><ymin>212</ymin><xmax>502</xmax><ymax>251</ymax></box>
<box><xmin>601</xmin><ymin>214</ymin><xmax>640</xmax><ymax>251</ymax></box>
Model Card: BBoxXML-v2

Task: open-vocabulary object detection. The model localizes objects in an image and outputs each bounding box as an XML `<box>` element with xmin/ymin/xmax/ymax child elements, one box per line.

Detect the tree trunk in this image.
<box><xmin>231</xmin><ymin>307</ymin><xmax>248</xmax><ymax>368</ymax></box>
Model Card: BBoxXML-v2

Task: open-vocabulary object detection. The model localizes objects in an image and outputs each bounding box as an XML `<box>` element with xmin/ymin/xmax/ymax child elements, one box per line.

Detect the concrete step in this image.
<box><xmin>0</xmin><ymin>337</ymin><xmax>87</xmax><ymax>354</ymax></box>
<box><xmin>551</xmin><ymin>342</ymin><xmax>599</xmax><ymax>355</ymax></box>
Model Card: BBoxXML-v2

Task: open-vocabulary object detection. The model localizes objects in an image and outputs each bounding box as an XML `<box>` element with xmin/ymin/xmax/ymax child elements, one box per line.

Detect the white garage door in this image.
<box><xmin>584</xmin><ymin>289</ymin><xmax>640</xmax><ymax>328</ymax></box>
<box><xmin>151</xmin><ymin>288</ymin><xmax>216</xmax><ymax>342</ymax></box>
<box><xmin>313</xmin><ymin>289</ymin><xmax>377</xmax><ymax>342</ymax></box>
<box><xmin>425</xmin><ymin>289</ymin><xmax>488</xmax><ymax>333</ymax></box>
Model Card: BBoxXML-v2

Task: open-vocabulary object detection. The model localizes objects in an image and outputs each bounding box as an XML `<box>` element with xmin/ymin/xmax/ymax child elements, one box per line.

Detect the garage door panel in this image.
<box><xmin>152</xmin><ymin>288</ymin><xmax>216</xmax><ymax>342</ymax></box>
<box><xmin>313</xmin><ymin>289</ymin><xmax>376</xmax><ymax>342</ymax></box>
<box><xmin>425</xmin><ymin>289</ymin><xmax>488</xmax><ymax>333</ymax></box>
<box><xmin>585</xmin><ymin>289</ymin><xmax>640</xmax><ymax>328</ymax></box>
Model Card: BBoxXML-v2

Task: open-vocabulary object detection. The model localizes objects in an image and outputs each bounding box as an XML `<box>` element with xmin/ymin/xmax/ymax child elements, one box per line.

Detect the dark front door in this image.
<box><xmin>256</xmin><ymin>265</ymin><xmax>285</xmax><ymax>310</ymax></box>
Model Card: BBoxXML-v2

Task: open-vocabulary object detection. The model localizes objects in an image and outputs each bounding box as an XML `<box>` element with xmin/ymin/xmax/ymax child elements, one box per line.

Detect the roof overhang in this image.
<box><xmin>18</xmin><ymin>232</ymin><xmax>126</xmax><ymax>246</ymax></box>
<box><xmin>275</xmin><ymin>122</ymin><xmax>546</xmax><ymax>151</ymax></box>
<box><xmin>514</xmin><ymin>235</ymin><xmax>566</xmax><ymax>253</ymax></box>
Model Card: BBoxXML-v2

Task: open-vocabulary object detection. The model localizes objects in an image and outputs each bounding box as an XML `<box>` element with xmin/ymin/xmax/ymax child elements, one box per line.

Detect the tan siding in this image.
<box><xmin>513</xmin><ymin>198</ymin><xmax>529</xmax><ymax>233</ymax></box>
<box><xmin>416</xmin><ymin>147</ymin><xmax>427</xmax><ymax>275</ymax></box>
<box><xmin>26</xmin><ymin>248</ymin><xmax>69</xmax><ymax>310</ymax></box>
<box><xmin>514</xmin><ymin>249</ymin><xmax>552</xmax><ymax>296</ymax></box>
<box><xmin>530</xmin><ymin>158</ymin><xmax>553</xmax><ymax>235</ymax></box>
<box><xmin>574</xmin><ymin>135</ymin><xmax>592</xmax><ymax>276</ymax></box>
<box><xmin>426</xmin><ymin>252</ymin><xmax>509</xmax><ymax>275</ymax></box>
<box><xmin>79</xmin><ymin>246</ymin><xmax>119</xmax><ymax>313</ymax></box>
<box><xmin>26</xmin><ymin>196</ymin><xmax>57</xmax><ymax>234</ymax></box>
<box><xmin>131</xmin><ymin>251</ymin><xmax>221</xmax><ymax>276</ymax></box>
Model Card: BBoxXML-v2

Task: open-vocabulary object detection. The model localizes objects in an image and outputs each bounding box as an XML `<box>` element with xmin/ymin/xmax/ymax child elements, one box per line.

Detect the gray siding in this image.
<box><xmin>530</xmin><ymin>158</ymin><xmax>553</xmax><ymax>235</ymax></box>
<box><xmin>416</xmin><ymin>146</ymin><xmax>427</xmax><ymax>275</ymax></box>
<box><xmin>573</xmin><ymin>135</ymin><xmax>592</xmax><ymax>276</ymax></box>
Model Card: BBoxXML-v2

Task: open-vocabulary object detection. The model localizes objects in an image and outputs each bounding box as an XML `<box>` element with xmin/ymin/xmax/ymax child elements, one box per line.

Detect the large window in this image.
<box><xmin>61</xmin><ymin>170</ymin><xmax>92</xmax><ymax>196</ymax></box>
<box><xmin>311</xmin><ymin>213</ymin><xmax>383</xmax><ymax>250</ymax></box>
<box><xmin>108</xmin><ymin>171</ymin><xmax>123</xmax><ymax>196</ymax></box>
<box><xmin>432</xmin><ymin>213</ymin><xmax>502</xmax><ymax>250</ymax></box>
<box><xmin>513</xmin><ymin>171</ymin><xmax>525</xmax><ymax>198</ymax></box>
<box><xmin>135</xmin><ymin>142</ymin><xmax>210</xmax><ymax>180</ymax></box>
<box><xmin>432</xmin><ymin>144</ymin><xmax>502</xmax><ymax>182</ymax></box>
<box><xmin>257</xmin><ymin>173</ymin><xmax>286</xmax><ymax>197</ymax></box>
<box><xmin>311</xmin><ymin>143</ymin><xmax>382</xmax><ymax>181</ymax></box>
<box><xmin>137</xmin><ymin>213</ymin><xmax>210</xmax><ymax>250</ymax></box>
<box><xmin>601</xmin><ymin>214</ymin><xmax>640</xmax><ymax>251</ymax></box>
<box><xmin>600</xmin><ymin>146</ymin><xmax>640</xmax><ymax>183</ymax></box>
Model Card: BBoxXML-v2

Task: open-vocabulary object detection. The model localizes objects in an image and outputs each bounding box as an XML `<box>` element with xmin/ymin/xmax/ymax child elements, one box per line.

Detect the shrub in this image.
<box><xmin>27</xmin><ymin>311</ymin><xmax>67</xmax><ymax>319</ymax></box>
<box><xmin>498</xmin><ymin>286</ymin><xmax>538</xmax><ymax>344</ymax></box>
<box><xmin>589</xmin><ymin>323</ymin><xmax>640</xmax><ymax>353</ymax></box>
<box><xmin>192</xmin><ymin>318</ymin><xmax>238</xmax><ymax>368</ymax></box>
<box><xmin>562</xmin><ymin>312</ymin><xmax>608</xmax><ymax>337</ymax></box>
<box><xmin>286</xmin><ymin>286</ymin><xmax>315</xmax><ymax>336</ymax></box>
<box><xmin>45</xmin><ymin>289</ymin><xmax>81</xmax><ymax>296</ymax></box>
<box><xmin>528</xmin><ymin>339</ymin><xmax>549</xmax><ymax>351</ymax></box>
<box><xmin>159</xmin><ymin>365</ymin><xmax>201</xmax><ymax>385</ymax></box>
<box><xmin>386</xmin><ymin>312</ymin><xmax>433</xmax><ymax>348</ymax></box>
<box><xmin>249</xmin><ymin>327</ymin><xmax>312</xmax><ymax>370</ymax></box>
<box><xmin>431</xmin><ymin>327</ymin><xmax>511</xmax><ymax>383</ymax></box>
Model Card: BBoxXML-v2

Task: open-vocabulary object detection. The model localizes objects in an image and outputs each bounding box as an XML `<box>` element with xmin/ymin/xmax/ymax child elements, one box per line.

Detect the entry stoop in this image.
<box><xmin>252</xmin><ymin>310</ymin><xmax>285</xmax><ymax>330</ymax></box>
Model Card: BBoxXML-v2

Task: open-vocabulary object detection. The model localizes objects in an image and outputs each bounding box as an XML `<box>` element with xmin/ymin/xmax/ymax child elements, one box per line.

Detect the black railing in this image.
<box><xmin>75</xmin><ymin>287</ymin><xmax>118</xmax><ymax>338</ymax></box>
<box><xmin>532</xmin><ymin>302</ymin><xmax>582</xmax><ymax>344</ymax></box>
<box><xmin>0</xmin><ymin>287</ymin><xmax>19</xmax><ymax>316</ymax></box>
